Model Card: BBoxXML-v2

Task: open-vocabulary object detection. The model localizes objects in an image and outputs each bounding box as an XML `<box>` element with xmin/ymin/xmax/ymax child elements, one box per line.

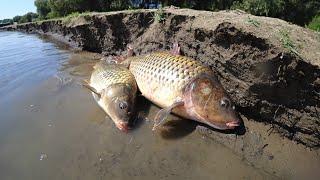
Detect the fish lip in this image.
<box><xmin>226</xmin><ymin>121</ymin><xmax>240</xmax><ymax>128</ymax></box>
<box><xmin>115</xmin><ymin>122</ymin><xmax>129</xmax><ymax>132</ymax></box>
<box><xmin>203</xmin><ymin>120</ymin><xmax>240</xmax><ymax>130</ymax></box>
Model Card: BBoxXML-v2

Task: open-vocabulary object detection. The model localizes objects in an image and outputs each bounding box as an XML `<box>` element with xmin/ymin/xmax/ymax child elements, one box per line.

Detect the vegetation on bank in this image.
<box><xmin>307</xmin><ymin>15</ymin><xmax>320</xmax><ymax>32</ymax></box>
<box><xmin>13</xmin><ymin>12</ymin><xmax>39</xmax><ymax>24</ymax></box>
<box><xmin>0</xmin><ymin>12</ymin><xmax>38</xmax><ymax>26</ymax></box>
<box><xmin>0</xmin><ymin>19</ymin><xmax>13</xmax><ymax>27</ymax></box>
<box><xmin>0</xmin><ymin>0</ymin><xmax>319</xmax><ymax>31</ymax></box>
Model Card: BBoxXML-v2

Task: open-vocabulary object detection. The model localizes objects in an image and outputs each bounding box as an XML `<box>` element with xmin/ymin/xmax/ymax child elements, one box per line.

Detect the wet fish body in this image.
<box><xmin>90</xmin><ymin>62</ymin><xmax>136</xmax><ymax>94</ymax></box>
<box><xmin>128</xmin><ymin>52</ymin><xmax>240</xmax><ymax>130</ymax></box>
<box><xmin>130</xmin><ymin>53</ymin><xmax>209</xmax><ymax>107</ymax></box>
<box><xmin>88</xmin><ymin>62</ymin><xmax>137</xmax><ymax>131</ymax></box>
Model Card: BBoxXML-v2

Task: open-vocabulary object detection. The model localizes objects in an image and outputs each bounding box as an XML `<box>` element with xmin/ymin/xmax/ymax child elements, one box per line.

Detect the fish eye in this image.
<box><xmin>220</xmin><ymin>98</ymin><xmax>231</xmax><ymax>109</ymax></box>
<box><xmin>119</xmin><ymin>101</ymin><xmax>128</xmax><ymax>110</ymax></box>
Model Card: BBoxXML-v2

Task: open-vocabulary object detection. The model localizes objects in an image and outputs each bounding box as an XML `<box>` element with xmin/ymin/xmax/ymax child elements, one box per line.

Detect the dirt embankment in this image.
<box><xmin>3</xmin><ymin>8</ymin><xmax>320</xmax><ymax>149</ymax></box>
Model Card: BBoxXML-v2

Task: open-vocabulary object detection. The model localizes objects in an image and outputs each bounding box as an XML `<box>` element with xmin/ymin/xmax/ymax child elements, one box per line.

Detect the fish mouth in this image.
<box><xmin>203</xmin><ymin>120</ymin><xmax>240</xmax><ymax>130</ymax></box>
<box><xmin>115</xmin><ymin>122</ymin><xmax>129</xmax><ymax>132</ymax></box>
<box><xmin>225</xmin><ymin>121</ymin><xmax>240</xmax><ymax>129</ymax></box>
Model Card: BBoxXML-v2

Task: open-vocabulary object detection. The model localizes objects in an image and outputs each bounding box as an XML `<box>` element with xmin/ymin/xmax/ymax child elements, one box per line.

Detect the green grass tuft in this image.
<box><xmin>153</xmin><ymin>8</ymin><xmax>165</xmax><ymax>23</ymax></box>
<box><xmin>246</xmin><ymin>16</ymin><xmax>260</xmax><ymax>27</ymax></box>
<box><xmin>62</xmin><ymin>12</ymin><xmax>91</xmax><ymax>24</ymax></box>
<box><xmin>307</xmin><ymin>15</ymin><xmax>320</xmax><ymax>32</ymax></box>
<box><xmin>279</xmin><ymin>30</ymin><xmax>300</xmax><ymax>56</ymax></box>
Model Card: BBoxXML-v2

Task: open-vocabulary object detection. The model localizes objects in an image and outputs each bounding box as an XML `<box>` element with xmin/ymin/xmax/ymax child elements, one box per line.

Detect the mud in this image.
<box><xmin>2</xmin><ymin>8</ymin><xmax>319</xmax><ymax>148</ymax></box>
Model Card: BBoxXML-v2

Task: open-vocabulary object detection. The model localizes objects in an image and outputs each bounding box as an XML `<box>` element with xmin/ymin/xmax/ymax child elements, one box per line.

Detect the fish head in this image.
<box><xmin>102</xmin><ymin>83</ymin><xmax>136</xmax><ymax>132</ymax></box>
<box><xmin>184</xmin><ymin>74</ymin><xmax>240</xmax><ymax>130</ymax></box>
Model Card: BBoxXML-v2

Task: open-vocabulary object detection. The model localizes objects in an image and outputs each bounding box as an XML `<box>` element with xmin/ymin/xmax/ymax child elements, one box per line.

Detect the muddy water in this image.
<box><xmin>0</xmin><ymin>31</ymin><xmax>318</xmax><ymax>180</ymax></box>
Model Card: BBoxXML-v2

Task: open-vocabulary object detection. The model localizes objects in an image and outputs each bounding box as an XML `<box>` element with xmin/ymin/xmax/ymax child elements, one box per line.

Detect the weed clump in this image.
<box><xmin>154</xmin><ymin>8</ymin><xmax>165</xmax><ymax>23</ymax></box>
<box><xmin>246</xmin><ymin>16</ymin><xmax>260</xmax><ymax>27</ymax></box>
<box><xmin>307</xmin><ymin>15</ymin><xmax>320</xmax><ymax>32</ymax></box>
<box><xmin>279</xmin><ymin>30</ymin><xmax>300</xmax><ymax>56</ymax></box>
<box><xmin>62</xmin><ymin>12</ymin><xmax>91</xmax><ymax>24</ymax></box>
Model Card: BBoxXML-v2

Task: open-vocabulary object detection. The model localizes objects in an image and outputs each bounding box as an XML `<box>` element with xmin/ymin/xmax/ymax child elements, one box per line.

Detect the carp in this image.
<box><xmin>121</xmin><ymin>43</ymin><xmax>240</xmax><ymax>130</ymax></box>
<box><xmin>83</xmin><ymin>62</ymin><xmax>137</xmax><ymax>132</ymax></box>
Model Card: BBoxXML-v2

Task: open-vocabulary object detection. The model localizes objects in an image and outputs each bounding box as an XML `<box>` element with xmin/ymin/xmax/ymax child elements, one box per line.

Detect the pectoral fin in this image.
<box><xmin>170</xmin><ymin>41</ymin><xmax>181</xmax><ymax>55</ymax></box>
<box><xmin>152</xmin><ymin>100</ymin><xmax>184</xmax><ymax>131</ymax></box>
<box><xmin>81</xmin><ymin>80</ymin><xmax>101</xmax><ymax>99</ymax></box>
<box><xmin>126</xmin><ymin>44</ymin><xmax>134</xmax><ymax>57</ymax></box>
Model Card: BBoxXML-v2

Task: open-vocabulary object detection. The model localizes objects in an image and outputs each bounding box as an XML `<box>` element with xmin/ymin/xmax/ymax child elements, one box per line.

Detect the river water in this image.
<box><xmin>0</xmin><ymin>31</ymin><xmax>318</xmax><ymax>180</ymax></box>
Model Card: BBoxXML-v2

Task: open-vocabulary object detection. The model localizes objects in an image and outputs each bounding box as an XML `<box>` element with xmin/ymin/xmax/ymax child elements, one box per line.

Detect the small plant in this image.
<box><xmin>132</xmin><ymin>9</ymin><xmax>141</xmax><ymax>13</ymax></box>
<box><xmin>279</xmin><ymin>30</ymin><xmax>300</xmax><ymax>56</ymax></box>
<box><xmin>62</xmin><ymin>12</ymin><xmax>91</xmax><ymax>24</ymax></box>
<box><xmin>153</xmin><ymin>8</ymin><xmax>165</xmax><ymax>23</ymax></box>
<box><xmin>246</xmin><ymin>16</ymin><xmax>260</xmax><ymax>27</ymax></box>
<box><xmin>80</xmin><ymin>12</ymin><xmax>92</xmax><ymax>21</ymax></box>
<box><xmin>62</xmin><ymin>12</ymin><xmax>80</xmax><ymax>24</ymax></box>
<box><xmin>307</xmin><ymin>15</ymin><xmax>320</xmax><ymax>32</ymax></box>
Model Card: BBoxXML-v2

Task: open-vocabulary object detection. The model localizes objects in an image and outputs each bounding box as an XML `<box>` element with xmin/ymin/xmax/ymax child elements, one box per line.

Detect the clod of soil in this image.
<box><xmin>2</xmin><ymin>7</ymin><xmax>320</xmax><ymax>148</ymax></box>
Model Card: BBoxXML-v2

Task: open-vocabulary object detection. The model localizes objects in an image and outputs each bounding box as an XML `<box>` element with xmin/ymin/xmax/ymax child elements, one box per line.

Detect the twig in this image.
<box><xmin>268</xmin><ymin>105</ymin><xmax>281</xmax><ymax>135</ymax></box>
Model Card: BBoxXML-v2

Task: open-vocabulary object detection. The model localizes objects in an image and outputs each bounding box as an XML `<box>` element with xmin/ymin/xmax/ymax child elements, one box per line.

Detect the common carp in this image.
<box><xmin>122</xmin><ymin>44</ymin><xmax>240</xmax><ymax>130</ymax></box>
<box><xmin>83</xmin><ymin>62</ymin><xmax>137</xmax><ymax>132</ymax></box>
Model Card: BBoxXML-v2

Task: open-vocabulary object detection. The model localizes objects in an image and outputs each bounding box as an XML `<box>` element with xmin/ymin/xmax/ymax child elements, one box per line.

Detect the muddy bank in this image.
<box><xmin>3</xmin><ymin>8</ymin><xmax>320</xmax><ymax>148</ymax></box>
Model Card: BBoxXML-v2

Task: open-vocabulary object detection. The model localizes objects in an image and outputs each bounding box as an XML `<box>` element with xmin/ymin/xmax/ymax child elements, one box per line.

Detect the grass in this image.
<box><xmin>62</xmin><ymin>12</ymin><xmax>92</xmax><ymax>24</ymax></box>
<box><xmin>131</xmin><ymin>9</ymin><xmax>142</xmax><ymax>13</ymax></box>
<box><xmin>307</xmin><ymin>15</ymin><xmax>320</xmax><ymax>32</ymax></box>
<box><xmin>62</xmin><ymin>12</ymin><xmax>81</xmax><ymax>24</ymax></box>
<box><xmin>32</xmin><ymin>11</ymin><xmax>93</xmax><ymax>25</ymax></box>
<box><xmin>278</xmin><ymin>30</ymin><xmax>300</xmax><ymax>56</ymax></box>
<box><xmin>246</xmin><ymin>16</ymin><xmax>260</xmax><ymax>27</ymax></box>
<box><xmin>153</xmin><ymin>8</ymin><xmax>165</xmax><ymax>23</ymax></box>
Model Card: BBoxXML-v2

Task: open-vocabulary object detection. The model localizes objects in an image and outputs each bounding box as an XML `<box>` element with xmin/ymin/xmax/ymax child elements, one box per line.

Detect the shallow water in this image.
<box><xmin>0</xmin><ymin>31</ymin><xmax>318</xmax><ymax>180</ymax></box>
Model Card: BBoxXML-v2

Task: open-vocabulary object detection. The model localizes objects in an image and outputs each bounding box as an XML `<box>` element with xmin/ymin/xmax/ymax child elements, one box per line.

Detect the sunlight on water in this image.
<box><xmin>0</xmin><ymin>32</ymin><xmax>69</xmax><ymax>99</ymax></box>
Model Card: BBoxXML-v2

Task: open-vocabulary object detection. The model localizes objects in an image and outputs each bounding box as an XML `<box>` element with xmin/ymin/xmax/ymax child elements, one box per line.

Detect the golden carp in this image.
<box><xmin>124</xmin><ymin>45</ymin><xmax>240</xmax><ymax>130</ymax></box>
<box><xmin>83</xmin><ymin>62</ymin><xmax>137</xmax><ymax>132</ymax></box>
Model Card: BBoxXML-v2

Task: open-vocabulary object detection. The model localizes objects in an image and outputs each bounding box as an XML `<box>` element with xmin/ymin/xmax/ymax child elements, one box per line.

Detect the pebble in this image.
<box><xmin>40</xmin><ymin>153</ymin><xmax>48</xmax><ymax>161</ymax></box>
<box><xmin>268</xmin><ymin>155</ymin><xmax>274</xmax><ymax>160</ymax></box>
<box><xmin>28</xmin><ymin>104</ymin><xmax>39</xmax><ymax>112</ymax></box>
<box><xmin>48</xmin><ymin>120</ymin><xmax>53</xmax><ymax>127</ymax></box>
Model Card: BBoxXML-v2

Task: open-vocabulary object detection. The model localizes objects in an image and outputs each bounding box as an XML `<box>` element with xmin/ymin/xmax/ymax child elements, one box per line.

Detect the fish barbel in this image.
<box><xmin>84</xmin><ymin>62</ymin><xmax>137</xmax><ymax>132</ymax></box>
<box><xmin>126</xmin><ymin>51</ymin><xmax>240</xmax><ymax>130</ymax></box>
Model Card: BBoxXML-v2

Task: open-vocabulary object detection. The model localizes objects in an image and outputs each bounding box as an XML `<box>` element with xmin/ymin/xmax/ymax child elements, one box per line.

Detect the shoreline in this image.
<box><xmin>1</xmin><ymin>8</ymin><xmax>319</xmax><ymax>149</ymax></box>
